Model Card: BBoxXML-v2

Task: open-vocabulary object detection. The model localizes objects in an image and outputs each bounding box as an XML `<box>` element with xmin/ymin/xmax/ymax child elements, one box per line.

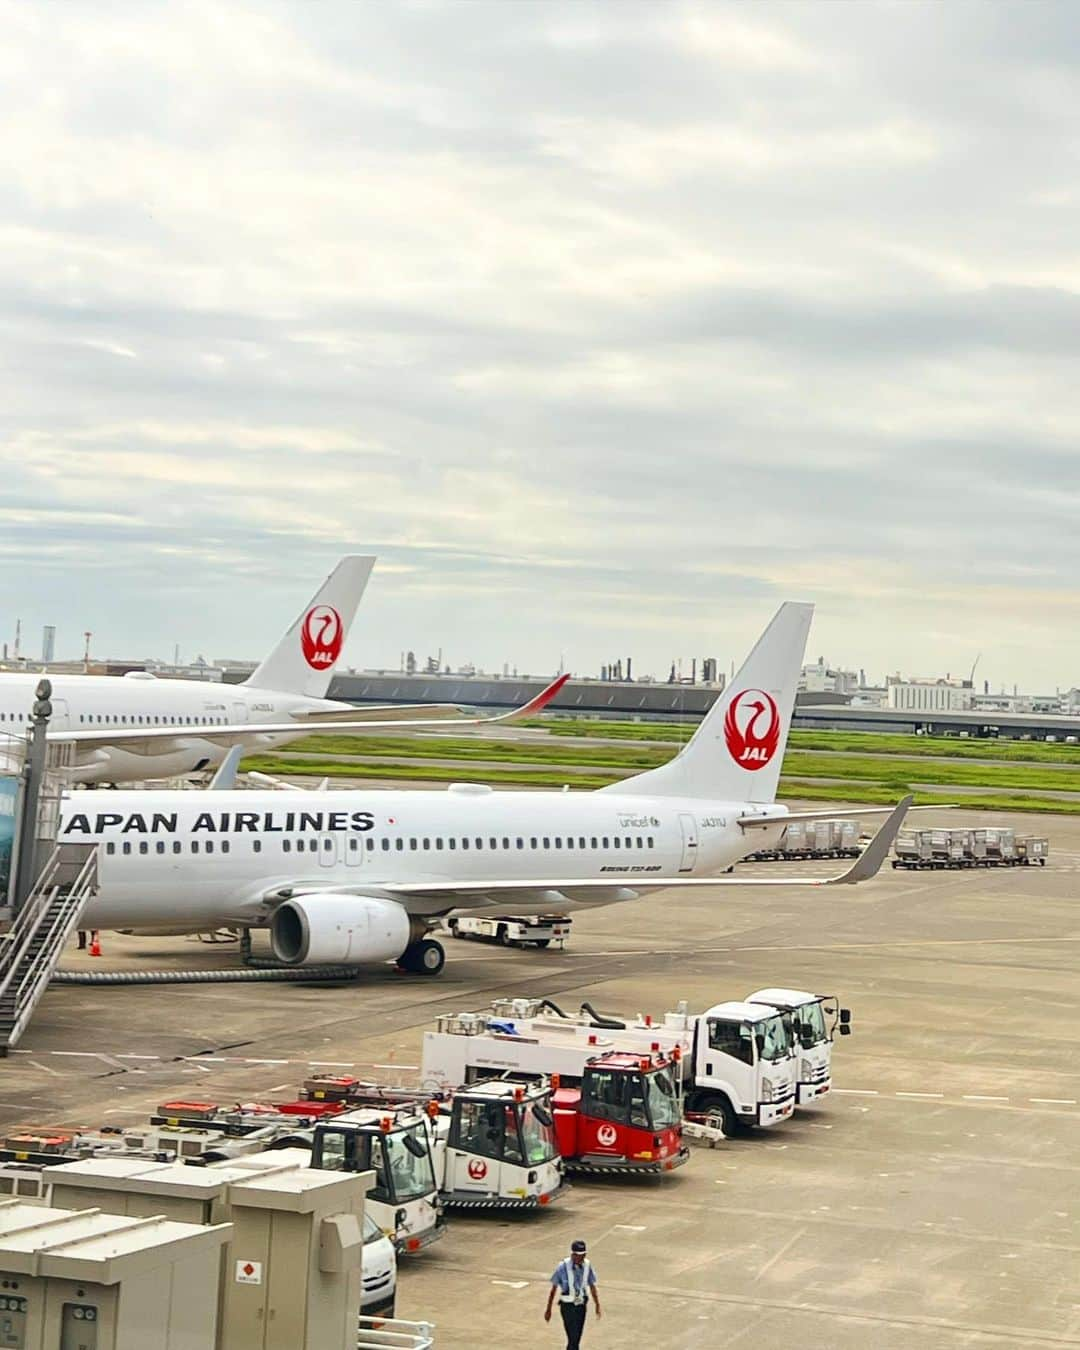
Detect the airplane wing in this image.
<box><xmin>47</xmin><ymin>674</ymin><xmax>570</xmax><ymax>751</ymax></box>
<box><xmin>270</xmin><ymin>797</ymin><xmax>910</xmax><ymax>913</ymax></box>
<box><xmin>736</xmin><ymin>802</ymin><xmax>952</xmax><ymax>829</ymax></box>
<box><xmin>287</xmin><ymin>704</ymin><xmax>474</xmax><ymax>724</ymax></box>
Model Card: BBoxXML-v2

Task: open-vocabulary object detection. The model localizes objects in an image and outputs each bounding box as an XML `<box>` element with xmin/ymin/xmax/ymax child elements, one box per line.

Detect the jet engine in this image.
<box><xmin>270</xmin><ymin>893</ymin><xmax>411</xmax><ymax>966</ymax></box>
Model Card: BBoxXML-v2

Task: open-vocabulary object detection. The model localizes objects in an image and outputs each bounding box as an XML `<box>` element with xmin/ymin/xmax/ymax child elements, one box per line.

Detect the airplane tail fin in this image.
<box><xmin>605</xmin><ymin>601</ymin><xmax>813</xmax><ymax>803</ymax></box>
<box><xmin>244</xmin><ymin>555</ymin><xmax>375</xmax><ymax>698</ymax></box>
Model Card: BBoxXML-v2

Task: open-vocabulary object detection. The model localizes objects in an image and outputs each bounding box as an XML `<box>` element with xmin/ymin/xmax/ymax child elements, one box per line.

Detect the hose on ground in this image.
<box><xmin>52</xmin><ymin>966</ymin><xmax>366</xmax><ymax>985</ymax></box>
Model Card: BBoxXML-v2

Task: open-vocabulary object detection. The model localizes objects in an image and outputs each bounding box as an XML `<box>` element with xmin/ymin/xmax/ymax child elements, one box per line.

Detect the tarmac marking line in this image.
<box><xmin>1030</xmin><ymin>1098</ymin><xmax>1078</xmax><ymax>1105</ymax></box>
<box><xmin>896</xmin><ymin>1092</ymin><xmax>945</xmax><ymax>1099</ymax></box>
<box><xmin>963</xmin><ymin>1095</ymin><xmax>1010</xmax><ymax>1102</ymax></box>
<box><xmin>832</xmin><ymin>1089</ymin><xmax>879</xmax><ymax>1096</ymax></box>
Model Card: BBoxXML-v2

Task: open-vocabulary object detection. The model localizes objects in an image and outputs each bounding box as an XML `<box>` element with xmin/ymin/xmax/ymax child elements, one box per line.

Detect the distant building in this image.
<box><xmin>800</xmin><ymin>657</ymin><xmax>859</xmax><ymax>696</ymax></box>
<box><xmin>41</xmin><ymin>626</ymin><xmax>55</xmax><ymax>663</ymax></box>
<box><xmin>887</xmin><ymin>679</ymin><xmax>973</xmax><ymax>712</ymax></box>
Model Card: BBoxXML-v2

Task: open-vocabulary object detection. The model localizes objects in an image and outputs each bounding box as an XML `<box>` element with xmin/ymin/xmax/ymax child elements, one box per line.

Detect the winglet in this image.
<box><xmin>208</xmin><ymin>745</ymin><xmax>244</xmax><ymax>790</ymax></box>
<box><xmin>828</xmin><ymin>795</ymin><xmax>912</xmax><ymax>885</ymax></box>
<box><xmin>496</xmin><ymin>672</ymin><xmax>570</xmax><ymax>723</ymax></box>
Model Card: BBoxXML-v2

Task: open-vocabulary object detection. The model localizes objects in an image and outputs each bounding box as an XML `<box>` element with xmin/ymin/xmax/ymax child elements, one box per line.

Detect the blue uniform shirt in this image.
<box><xmin>551</xmin><ymin>1257</ymin><xmax>597</xmax><ymax>1300</ymax></box>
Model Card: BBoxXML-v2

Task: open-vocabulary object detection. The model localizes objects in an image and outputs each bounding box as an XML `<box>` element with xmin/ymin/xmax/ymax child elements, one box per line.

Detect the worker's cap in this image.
<box><xmin>570</xmin><ymin>1240</ymin><xmax>587</xmax><ymax>1254</ymax></box>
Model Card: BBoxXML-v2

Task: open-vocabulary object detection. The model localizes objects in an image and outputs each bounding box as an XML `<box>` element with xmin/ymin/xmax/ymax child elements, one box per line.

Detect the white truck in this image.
<box><xmin>445</xmin><ymin>913</ymin><xmax>571</xmax><ymax>949</ymax></box>
<box><xmin>421</xmin><ymin>996</ymin><xmax>798</xmax><ymax>1137</ymax></box>
<box><xmin>745</xmin><ymin>988</ymin><xmax>851</xmax><ymax>1106</ymax></box>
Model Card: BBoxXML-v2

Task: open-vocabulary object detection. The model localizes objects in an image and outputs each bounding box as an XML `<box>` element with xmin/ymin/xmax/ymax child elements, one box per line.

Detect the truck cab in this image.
<box><xmin>440</xmin><ymin>1080</ymin><xmax>566</xmax><ymax>1206</ymax></box>
<box><xmin>553</xmin><ymin>1052</ymin><xmax>688</xmax><ymax>1174</ymax></box>
<box><xmin>745</xmin><ymin>988</ymin><xmax>851</xmax><ymax>1107</ymax></box>
<box><xmin>684</xmin><ymin>1001</ymin><xmax>797</xmax><ymax>1134</ymax></box>
<box><xmin>307</xmin><ymin>1109</ymin><xmax>445</xmax><ymax>1254</ymax></box>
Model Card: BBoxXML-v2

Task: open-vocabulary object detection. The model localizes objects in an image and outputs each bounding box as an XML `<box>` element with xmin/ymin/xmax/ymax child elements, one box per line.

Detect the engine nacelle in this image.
<box><xmin>270</xmin><ymin>893</ymin><xmax>411</xmax><ymax>966</ymax></box>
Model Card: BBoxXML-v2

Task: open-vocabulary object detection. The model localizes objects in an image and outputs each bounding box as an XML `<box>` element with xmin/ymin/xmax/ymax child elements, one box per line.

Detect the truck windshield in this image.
<box><xmin>795</xmin><ymin>1000</ymin><xmax>827</xmax><ymax>1045</ymax></box>
<box><xmin>518</xmin><ymin>1101</ymin><xmax>558</xmax><ymax>1164</ymax></box>
<box><xmin>379</xmin><ymin>1126</ymin><xmax>435</xmax><ymax>1203</ymax></box>
<box><xmin>644</xmin><ymin>1067</ymin><xmax>681</xmax><ymax>1129</ymax></box>
<box><xmin>757</xmin><ymin>1014</ymin><xmax>793</xmax><ymax>1063</ymax></box>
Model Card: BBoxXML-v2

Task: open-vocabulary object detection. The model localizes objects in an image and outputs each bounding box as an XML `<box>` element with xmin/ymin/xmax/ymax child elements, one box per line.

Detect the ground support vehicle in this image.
<box><xmin>747</xmin><ymin>819</ymin><xmax>861</xmax><ymax>862</ymax></box>
<box><xmin>445</xmin><ymin>913</ymin><xmax>571</xmax><ymax>949</ymax></box>
<box><xmin>304</xmin><ymin>1077</ymin><xmax>567</xmax><ymax>1210</ymax></box>
<box><xmin>746</xmin><ymin>988</ymin><xmax>850</xmax><ymax>1106</ymax></box>
<box><xmin>424</xmin><ymin>1007</ymin><xmax>703</xmax><ymax>1153</ymax></box>
<box><xmin>422</xmin><ymin>997</ymin><xmax>797</xmax><ymax>1138</ymax></box>
<box><xmin>548</xmin><ymin>1051</ymin><xmax>687</xmax><ymax>1174</ymax></box>
<box><xmin>893</xmin><ymin>828</ymin><xmax>1049</xmax><ymax>870</ymax></box>
<box><xmin>263</xmin><ymin>1108</ymin><xmax>446</xmax><ymax>1256</ymax></box>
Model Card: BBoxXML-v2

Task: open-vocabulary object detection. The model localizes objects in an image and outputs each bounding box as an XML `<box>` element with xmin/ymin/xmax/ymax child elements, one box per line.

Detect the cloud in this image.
<box><xmin>0</xmin><ymin>0</ymin><xmax>1077</xmax><ymax>688</ymax></box>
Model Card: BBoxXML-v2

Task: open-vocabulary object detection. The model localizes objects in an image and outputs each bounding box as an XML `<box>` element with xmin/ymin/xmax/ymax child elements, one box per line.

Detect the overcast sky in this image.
<box><xmin>1</xmin><ymin>1</ymin><xmax>1078</xmax><ymax>689</ymax></box>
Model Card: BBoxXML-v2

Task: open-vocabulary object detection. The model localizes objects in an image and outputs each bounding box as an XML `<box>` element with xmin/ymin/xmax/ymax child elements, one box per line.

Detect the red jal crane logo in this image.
<box><xmin>301</xmin><ymin>605</ymin><xmax>343</xmax><ymax>671</ymax></box>
<box><xmin>723</xmin><ymin>688</ymin><xmax>781</xmax><ymax>771</ymax></box>
<box><xmin>467</xmin><ymin>1158</ymin><xmax>488</xmax><ymax>1180</ymax></box>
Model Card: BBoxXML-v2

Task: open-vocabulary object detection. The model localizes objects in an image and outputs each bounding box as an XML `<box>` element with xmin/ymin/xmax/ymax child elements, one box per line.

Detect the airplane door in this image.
<box><xmin>48</xmin><ymin>697</ymin><xmax>71</xmax><ymax>731</ymax></box>
<box><xmin>678</xmin><ymin>813</ymin><xmax>698</xmax><ymax>873</ymax></box>
<box><xmin>231</xmin><ymin>701</ymin><xmax>248</xmax><ymax>725</ymax></box>
<box><xmin>344</xmin><ymin>834</ymin><xmax>364</xmax><ymax>868</ymax></box>
<box><xmin>317</xmin><ymin>836</ymin><xmax>338</xmax><ymax>868</ymax></box>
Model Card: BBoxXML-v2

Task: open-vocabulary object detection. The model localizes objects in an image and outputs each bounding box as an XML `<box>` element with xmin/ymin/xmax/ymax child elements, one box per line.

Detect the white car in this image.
<box><xmin>362</xmin><ymin>1212</ymin><xmax>397</xmax><ymax>1317</ymax></box>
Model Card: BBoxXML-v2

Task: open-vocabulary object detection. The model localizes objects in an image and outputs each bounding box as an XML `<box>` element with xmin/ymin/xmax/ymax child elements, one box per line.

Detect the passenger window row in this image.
<box><xmin>366</xmin><ymin>834</ymin><xmax>655</xmax><ymax>853</ymax></box>
<box><xmin>103</xmin><ymin>835</ymin><xmax>657</xmax><ymax>858</ymax></box>
<box><xmin>76</xmin><ymin>714</ymin><xmax>227</xmax><ymax>725</ymax></box>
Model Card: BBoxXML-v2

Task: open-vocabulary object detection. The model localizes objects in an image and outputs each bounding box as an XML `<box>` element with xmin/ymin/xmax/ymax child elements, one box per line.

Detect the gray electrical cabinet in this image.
<box><xmin>42</xmin><ymin>1156</ymin><xmax>372</xmax><ymax>1350</ymax></box>
<box><xmin>0</xmin><ymin>1199</ymin><xmax>231</xmax><ymax>1350</ymax></box>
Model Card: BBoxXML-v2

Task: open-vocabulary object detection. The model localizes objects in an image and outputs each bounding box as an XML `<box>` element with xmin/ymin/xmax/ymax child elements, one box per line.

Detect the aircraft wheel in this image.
<box><xmin>398</xmin><ymin>938</ymin><xmax>446</xmax><ymax>976</ymax></box>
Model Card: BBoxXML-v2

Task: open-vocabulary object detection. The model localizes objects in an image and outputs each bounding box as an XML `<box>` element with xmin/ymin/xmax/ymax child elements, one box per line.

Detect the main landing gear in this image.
<box><xmin>396</xmin><ymin>938</ymin><xmax>446</xmax><ymax>976</ymax></box>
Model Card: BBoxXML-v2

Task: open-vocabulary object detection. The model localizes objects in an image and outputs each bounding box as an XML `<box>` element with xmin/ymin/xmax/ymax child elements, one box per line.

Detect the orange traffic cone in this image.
<box><xmin>89</xmin><ymin>931</ymin><xmax>102</xmax><ymax>958</ymax></box>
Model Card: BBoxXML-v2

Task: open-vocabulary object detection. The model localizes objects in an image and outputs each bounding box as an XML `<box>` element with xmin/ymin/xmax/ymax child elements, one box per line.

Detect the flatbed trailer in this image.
<box><xmin>444</xmin><ymin>913</ymin><xmax>571</xmax><ymax>949</ymax></box>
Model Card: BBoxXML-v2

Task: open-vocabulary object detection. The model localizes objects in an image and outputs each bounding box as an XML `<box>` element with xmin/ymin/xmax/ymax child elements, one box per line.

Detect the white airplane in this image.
<box><xmin>58</xmin><ymin>601</ymin><xmax>911</xmax><ymax>975</ymax></box>
<box><xmin>0</xmin><ymin>555</ymin><xmax>567</xmax><ymax>784</ymax></box>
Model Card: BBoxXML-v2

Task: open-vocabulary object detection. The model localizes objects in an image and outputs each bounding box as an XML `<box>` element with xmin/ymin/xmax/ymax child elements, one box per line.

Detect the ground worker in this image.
<box><xmin>544</xmin><ymin>1239</ymin><xmax>600</xmax><ymax>1349</ymax></box>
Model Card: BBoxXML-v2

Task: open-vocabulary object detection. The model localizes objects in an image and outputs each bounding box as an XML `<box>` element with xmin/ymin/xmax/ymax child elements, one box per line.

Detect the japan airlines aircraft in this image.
<box><xmin>0</xmin><ymin>555</ymin><xmax>566</xmax><ymax>784</ymax></box>
<box><xmin>58</xmin><ymin>601</ymin><xmax>911</xmax><ymax>975</ymax></box>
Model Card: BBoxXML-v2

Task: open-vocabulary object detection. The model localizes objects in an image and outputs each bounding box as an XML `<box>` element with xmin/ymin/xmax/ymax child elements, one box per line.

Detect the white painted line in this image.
<box><xmin>115</xmin><ymin>1054</ymin><xmax>160</xmax><ymax>1061</ymax></box>
<box><xmin>372</xmin><ymin>1064</ymin><xmax>418</xmax><ymax>1071</ymax></box>
<box><xmin>491</xmin><ymin>1280</ymin><xmax>529</xmax><ymax>1289</ymax></box>
<box><xmin>895</xmin><ymin>1092</ymin><xmax>944</xmax><ymax>1099</ymax></box>
<box><xmin>243</xmin><ymin>1059</ymin><xmax>289</xmax><ymax>1065</ymax></box>
<box><xmin>614</xmin><ymin>1224</ymin><xmax>646</xmax><ymax>1232</ymax></box>
<box><xmin>963</xmin><ymin>1094</ymin><xmax>1009</xmax><ymax>1102</ymax></box>
<box><xmin>307</xmin><ymin>1062</ymin><xmax>355</xmax><ymax>1068</ymax></box>
<box><xmin>832</xmin><ymin>1089</ymin><xmax>878</xmax><ymax>1096</ymax></box>
<box><xmin>1029</xmin><ymin>1098</ymin><xmax>1077</xmax><ymax>1105</ymax></box>
<box><xmin>50</xmin><ymin>1051</ymin><xmax>99</xmax><ymax>1058</ymax></box>
<box><xmin>182</xmin><ymin>1056</ymin><xmax>229</xmax><ymax>1063</ymax></box>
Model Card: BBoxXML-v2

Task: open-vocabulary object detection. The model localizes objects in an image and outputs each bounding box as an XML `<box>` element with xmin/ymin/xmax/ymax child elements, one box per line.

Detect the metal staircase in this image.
<box><xmin>0</xmin><ymin>843</ymin><xmax>98</xmax><ymax>1054</ymax></box>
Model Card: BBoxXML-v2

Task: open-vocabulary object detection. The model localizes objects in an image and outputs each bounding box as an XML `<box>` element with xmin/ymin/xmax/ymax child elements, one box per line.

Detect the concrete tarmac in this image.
<box><xmin>2</xmin><ymin>813</ymin><xmax>1079</xmax><ymax>1348</ymax></box>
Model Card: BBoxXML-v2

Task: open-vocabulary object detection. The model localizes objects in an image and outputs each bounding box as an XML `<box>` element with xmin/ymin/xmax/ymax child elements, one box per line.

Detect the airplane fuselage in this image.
<box><xmin>0</xmin><ymin>673</ymin><xmax>352</xmax><ymax>782</ymax></box>
<box><xmin>59</xmin><ymin>787</ymin><xmax>790</xmax><ymax>930</ymax></box>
